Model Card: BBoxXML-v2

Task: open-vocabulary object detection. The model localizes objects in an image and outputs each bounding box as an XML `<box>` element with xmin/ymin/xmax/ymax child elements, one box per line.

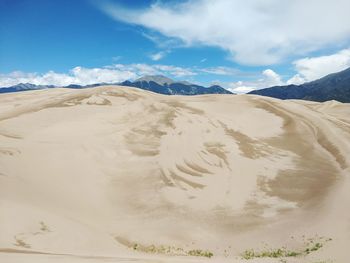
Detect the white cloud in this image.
<box><xmin>69</xmin><ymin>66</ymin><xmax>136</xmax><ymax>85</ymax></box>
<box><xmin>0</xmin><ymin>71</ymin><xmax>75</xmax><ymax>87</ymax></box>
<box><xmin>201</xmin><ymin>66</ymin><xmax>241</xmax><ymax>76</ymax></box>
<box><xmin>98</xmin><ymin>0</ymin><xmax>350</xmax><ymax>65</ymax></box>
<box><xmin>150</xmin><ymin>51</ymin><xmax>166</xmax><ymax>61</ymax></box>
<box><xmin>227</xmin><ymin>48</ymin><xmax>350</xmax><ymax>92</ymax></box>
<box><xmin>286</xmin><ymin>74</ymin><xmax>306</xmax><ymax>85</ymax></box>
<box><xmin>0</xmin><ymin>65</ymin><xmax>282</xmax><ymax>92</ymax></box>
<box><xmin>0</xmin><ymin>66</ymin><xmax>136</xmax><ymax>87</ymax></box>
<box><xmin>262</xmin><ymin>69</ymin><xmax>283</xmax><ymax>86</ymax></box>
<box><xmin>291</xmin><ymin>48</ymin><xmax>350</xmax><ymax>82</ymax></box>
<box><xmin>141</xmin><ymin>31</ymin><xmax>183</xmax><ymax>49</ymax></box>
<box><xmin>228</xmin><ymin>84</ymin><xmax>256</xmax><ymax>94</ymax></box>
<box><xmin>0</xmin><ymin>64</ymin><xmax>197</xmax><ymax>87</ymax></box>
<box><xmin>221</xmin><ymin>69</ymin><xmax>283</xmax><ymax>93</ymax></box>
<box><xmin>4</xmin><ymin>47</ymin><xmax>349</xmax><ymax>90</ymax></box>
<box><xmin>112</xmin><ymin>64</ymin><xmax>196</xmax><ymax>77</ymax></box>
<box><xmin>154</xmin><ymin>64</ymin><xmax>196</xmax><ymax>77</ymax></box>
<box><xmin>113</xmin><ymin>63</ymin><xmax>158</xmax><ymax>76</ymax></box>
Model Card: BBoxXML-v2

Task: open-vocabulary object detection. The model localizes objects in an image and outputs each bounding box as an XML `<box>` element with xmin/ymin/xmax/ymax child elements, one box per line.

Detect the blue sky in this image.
<box><xmin>1</xmin><ymin>0</ymin><xmax>350</xmax><ymax>92</ymax></box>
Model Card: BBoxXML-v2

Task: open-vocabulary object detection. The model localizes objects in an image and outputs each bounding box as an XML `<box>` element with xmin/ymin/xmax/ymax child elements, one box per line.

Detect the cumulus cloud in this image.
<box><xmin>262</xmin><ymin>69</ymin><xmax>283</xmax><ymax>86</ymax></box>
<box><xmin>291</xmin><ymin>48</ymin><xmax>350</xmax><ymax>82</ymax></box>
<box><xmin>0</xmin><ymin>65</ymin><xmax>285</xmax><ymax>92</ymax></box>
<box><xmin>3</xmin><ymin>48</ymin><xmax>349</xmax><ymax>90</ymax></box>
<box><xmin>227</xmin><ymin>48</ymin><xmax>350</xmax><ymax>92</ymax></box>
<box><xmin>286</xmin><ymin>74</ymin><xmax>306</xmax><ymax>85</ymax></box>
<box><xmin>0</xmin><ymin>71</ymin><xmax>74</xmax><ymax>87</ymax></box>
<box><xmin>227</xmin><ymin>84</ymin><xmax>256</xmax><ymax>94</ymax></box>
<box><xmin>98</xmin><ymin>0</ymin><xmax>350</xmax><ymax>65</ymax></box>
<box><xmin>0</xmin><ymin>67</ymin><xmax>137</xmax><ymax>87</ymax></box>
<box><xmin>0</xmin><ymin>64</ymin><xmax>197</xmax><ymax>87</ymax></box>
<box><xmin>226</xmin><ymin>48</ymin><xmax>350</xmax><ymax>92</ymax></box>
<box><xmin>224</xmin><ymin>69</ymin><xmax>283</xmax><ymax>93</ymax></box>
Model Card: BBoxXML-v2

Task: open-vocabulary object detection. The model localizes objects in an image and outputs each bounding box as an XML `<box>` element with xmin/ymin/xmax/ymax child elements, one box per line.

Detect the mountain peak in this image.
<box><xmin>135</xmin><ymin>75</ymin><xmax>174</xmax><ymax>85</ymax></box>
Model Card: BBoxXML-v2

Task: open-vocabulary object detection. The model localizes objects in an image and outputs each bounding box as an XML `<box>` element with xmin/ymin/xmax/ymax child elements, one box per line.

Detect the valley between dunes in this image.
<box><xmin>0</xmin><ymin>86</ymin><xmax>350</xmax><ymax>263</ymax></box>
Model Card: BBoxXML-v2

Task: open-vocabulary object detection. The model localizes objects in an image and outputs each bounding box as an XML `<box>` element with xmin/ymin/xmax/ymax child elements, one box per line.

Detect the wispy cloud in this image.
<box><xmin>141</xmin><ymin>31</ymin><xmax>184</xmax><ymax>49</ymax></box>
<box><xmin>97</xmin><ymin>0</ymin><xmax>350</xmax><ymax>65</ymax></box>
<box><xmin>200</xmin><ymin>66</ymin><xmax>242</xmax><ymax>76</ymax></box>
<box><xmin>112</xmin><ymin>56</ymin><xmax>122</xmax><ymax>62</ymax></box>
<box><xmin>149</xmin><ymin>51</ymin><xmax>167</xmax><ymax>61</ymax></box>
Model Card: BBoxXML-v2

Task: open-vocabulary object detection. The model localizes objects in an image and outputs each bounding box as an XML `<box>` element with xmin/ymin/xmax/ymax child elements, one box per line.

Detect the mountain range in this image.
<box><xmin>249</xmin><ymin>67</ymin><xmax>350</xmax><ymax>102</ymax></box>
<box><xmin>0</xmin><ymin>75</ymin><xmax>232</xmax><ymax>96</ymax></box>
<box><xmin>1</xmin><ymin>67</ymin><xmax>350</xmax><ymax>102</ymax></box>
<box><xmin>119</xmin><ymin>75</ymin><xmax>232</xmax><ymax>95</ymax></box>
<box><xmin>0</xmin><ymin>83</ymin><xmax>56</xmax><ymax>93</ymax></box>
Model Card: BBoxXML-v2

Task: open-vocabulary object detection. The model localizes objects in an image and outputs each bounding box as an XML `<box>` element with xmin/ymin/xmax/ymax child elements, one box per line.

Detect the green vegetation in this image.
<box><xmin>241</xmin><ymin>247</ymin><xmax>302</xmax><ymax>259</ymax></box>
<box><xmin>130</xmin><ymin>243</ymin><xmax>213</xmax><ymax>258</ymax></box>
<box><xmin>39</xmin><ymin>221</ymin><xmax>50</xmax><ymax>232</ymax></box>
<box><xmin>187</xmin><ymin>249</ymin><xmax>214</xmax><ymax>258</ymax></box>
<box><xmin>305</xmin><ymin>242</ymin><xmax>323</xmax><ymax>254</ymax></box>
<box><xmin>14</xmin><ymin>237</ymin><xmax>30</xmax><ymax>248</ymax></box>
<box><xmin>241</xmin><ymin>236</ymin><xmax>332</xmax><ymax>260</ymax></box>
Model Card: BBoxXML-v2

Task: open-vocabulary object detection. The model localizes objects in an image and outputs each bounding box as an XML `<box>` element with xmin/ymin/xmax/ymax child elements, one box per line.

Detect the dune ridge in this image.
<box><xmin>0</xmin><ymin>86</ymin><xmax>349</xmax><ymax>262</ymax></box>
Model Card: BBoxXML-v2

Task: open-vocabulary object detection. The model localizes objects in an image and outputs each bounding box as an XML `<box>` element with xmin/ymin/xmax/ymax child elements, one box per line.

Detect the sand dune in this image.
<box><xmin>0</xmin><ymin>86</ymin><xmax>349</xmax><ymax>263</ymax></box>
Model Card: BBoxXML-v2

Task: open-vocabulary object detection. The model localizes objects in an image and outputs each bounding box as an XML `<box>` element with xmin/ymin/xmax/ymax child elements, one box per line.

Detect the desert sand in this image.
<box><xmin>0</xmin><ymin>86</ymin><xmax>349</xmax><ymax>263</ymax></box>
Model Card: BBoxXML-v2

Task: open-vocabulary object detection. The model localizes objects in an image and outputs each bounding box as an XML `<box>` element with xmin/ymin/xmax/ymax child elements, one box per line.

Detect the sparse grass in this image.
<box><xmin>241</xmin><ymin>236</ymin><xmax>332</xmax><ymax>260</ymax></box>
<box><xmin>130</xmin><ymin>243</ymin><xmax>213</xmax><ymax>258</ymax></box>
<box><xmin>187</xmin><ymin>249</ymin><xmax>214</xmax><ymax>258</ymax></box>
<box><xmin>14</xmin><ymin>237</ymin><xmax>31</xmax><ymax>248</ymax></box>
<box><xmin>305</xmin><ymin>242</ymin><xmax>322</xmax><ymax>254</ymax></box>
<box><xmin>241</xmin><ymin>247</ymin><xmax>302</xmax><ymax>259</ymax></box>
<box><xmin>39</xmin><ymin>221</ymin><xmax>50</xmax><ymax>232</ymax></box>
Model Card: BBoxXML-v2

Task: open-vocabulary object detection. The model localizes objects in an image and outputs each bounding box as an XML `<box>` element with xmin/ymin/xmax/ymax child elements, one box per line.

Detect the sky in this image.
<box><xmin>1</xmin><ymin>0</ymin><xmax>350</xmax><ymax>93</ymax></box>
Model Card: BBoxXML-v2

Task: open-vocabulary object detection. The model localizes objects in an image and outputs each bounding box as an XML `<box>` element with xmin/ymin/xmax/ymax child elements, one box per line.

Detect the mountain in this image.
<box><xmin>249</xmin><ymin>67</ymin><xmax>350</xmax><ymax>102</ymax></box>
<box><xmin>135</xmin><ymin>75</ymin><xmax>174</xmax><ymax>85</ymax></box>
<box><xmin>0</xmin><ymin>83</ymin><xmax>55</xmax><ymax>93</ymax></box>
<box><xmin>0</xmin><ymin>83</ymin><xmax>107</xmax><ymax>93</ymax></box>
<box><xmin>0</xmin><ymin>75</ymin><xmax>232</xmax><ymax>96</ymax></box>
<box><xmin>120</xmin><ymin>75</ymin><xmax>232</xmax><ymax>95</ymax></box>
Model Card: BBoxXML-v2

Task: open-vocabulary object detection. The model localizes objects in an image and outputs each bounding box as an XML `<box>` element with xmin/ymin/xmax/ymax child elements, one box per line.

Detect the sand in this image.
<box><xmin>0</xmin><ymin>86</ymin><xmax>349</xmax><ymax>263</ymax></box>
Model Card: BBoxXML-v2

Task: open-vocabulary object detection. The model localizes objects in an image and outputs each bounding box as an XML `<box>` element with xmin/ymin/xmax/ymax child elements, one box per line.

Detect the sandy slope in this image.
<box><xmin>0</xmin><ymin>86</ymin><xmax>349</xmax><ymax>263</ymax></box>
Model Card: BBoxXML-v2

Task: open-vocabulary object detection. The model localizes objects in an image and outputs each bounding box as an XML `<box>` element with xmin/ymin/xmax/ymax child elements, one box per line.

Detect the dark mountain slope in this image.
<box><xmin>119</xmin><ymin>75</ymin><xmax>232</xmax><ymax>95</ymax></box>
<box><xmin>0</xmin><ymin>75</ymin><xmax>232</xmax><ymax>96</ymax></box>
<box><xmin>249</xmin><ymin>67</ymin><xmax>350</xmax><ymax>102</ymax></box>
